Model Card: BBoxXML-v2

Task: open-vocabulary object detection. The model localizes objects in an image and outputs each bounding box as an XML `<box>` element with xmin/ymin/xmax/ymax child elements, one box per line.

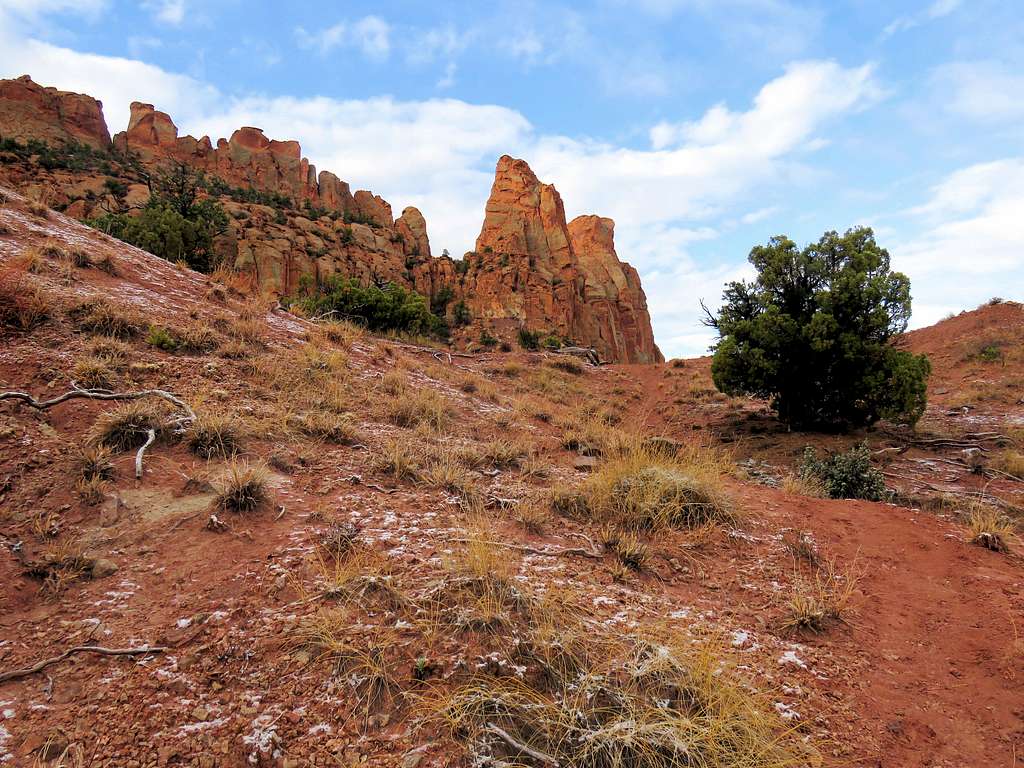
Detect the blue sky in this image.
<box><xmin>1</xmin><ymin>0</ymin><xmax>1022</xmax><ymax>357</ymax></box>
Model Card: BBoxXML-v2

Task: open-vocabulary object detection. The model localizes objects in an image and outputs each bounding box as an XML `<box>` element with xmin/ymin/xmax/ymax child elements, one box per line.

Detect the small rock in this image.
<box><xmin>192</xmin><ymin>705</ymin><xmax>209</xmax><ymax>722</ymax></box>
<box><xmin>90</xmin><ymin>558</ymin><xmax>119</xmax><ymax>579</ymax></box>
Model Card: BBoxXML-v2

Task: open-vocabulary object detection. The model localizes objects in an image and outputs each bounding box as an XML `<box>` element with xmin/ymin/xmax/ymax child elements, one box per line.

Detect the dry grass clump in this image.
<box><xmin>315</xmin><ymin>319</ymin><xmax>366</xmax><ymax>347</ymax></box>
<box><xmin>781</xmin><ymin>473</ymin><xmax>827</xmax><ymax>498</ymax></box>
<box><xmin>177</xmin><ymin>322</ymin><xmax>220</xmax><ymax>354</ymax></box>
<box><xmin>69</xmin><ymin>298</ymin><xmax>140</xmax><ymax>339</ymax></box>
<box><xmin>74</xmin><ymin>444</ymin><xmax>114</xmax><ymax>482</ymax></box>
<box><xmin>87</xmin><ymin>336</ymin><xmax>132</xmax><ymax>368</ymax></box>
<box><xmin>298</xmin><ymin>610</ymin><xmax>401</xmax><ymax>719</ymax></box>
<box><xmin>384</xmin><ymin>388</ymin><xmax>451</xmax><ymax>431</ymax></box>
<box><xmin>213</xmin><ymin>459</ymin><xmax>270</xmax><ymax>514</ymax></box>
<box><xmin>88</xmin><ymin>402</ymin><xmax>164</xmax><ymax>452</ymax></box>
<box><xmin>290</xmin><ymin>411</ymin><xmax>363</xmax><ymax>444</ymax></box>
<box><xmin>380</xmin><ymin>370</ymin><xmax>408</xmax><ymax>396</ymax></box>
<box><xmin>225</xmin><ymin>305</ymin><xmax>266</xmax><ymax>346</ymax></box>
<box><xmin>302</xmin><ymin>343</ymin><xmax>347</xmax><ymax>374</ymax></box>
<box><xmin>566</xmin><ymin>443</ymin><xmax>735</xmax><ymax>531</ymax></box>
<box><xmin>479</xmin><ymin>438</ymin><xmax>530</xmax><ymax>469</ymax></box>
<box><xmin>187</xmin><ymin>412</ymin><xmax>242</xmax><ymax>458</ymax></box>
<box><xmin>374</xmin><ymin>438</ymin><xmax>421</xmax><ymax>482</ymax></box>
<box><xmin>424</xmin><ymin>449</ymin><xmax>476</xmax><ymax>497</ymax></box>
<box><xmin>75</xmin><ymin>475</ymin><xmax>108</xmax><ymax>505</ymax></box>
<box><xmin>27</xmin><ymin>199</ymin><xmax>49</xmax><ymax>218</ymax></box>
<box><xmin>0</xmin><ymin>270</ymin><xmax>51</xmax><ymax>330</ymax></box>
<box><xmin>966</xmin><ymin>505</ymin><xmax>1017</xmax><ymax>553</ymax></box>
<box><xmin>780</xmin><ymin>559</ymin><xmax>859</xmax><ymax>634</ymax></box>
<box><xmin>547</xmin><ymin>357</ymin><xmax>585</xmax><ymax>375</ymax></box>
<box><xmin>72</xmin><ymin>356</ymin><xmax>116</xmax><ymax>389</ymax></box>
<box><xmin>994</xmin><ymin>450</ymin><xmax>1024</xmax><ymax>480</ymax></box>
<box><xmin>431</xmin><ymin>628</ymin><xmax>807</xmax><ymax>768</ymax></box>
<box><xmin>516</xmin><ymin>500</ymin><xmax>550</xmax><ymax>534</ymax></box>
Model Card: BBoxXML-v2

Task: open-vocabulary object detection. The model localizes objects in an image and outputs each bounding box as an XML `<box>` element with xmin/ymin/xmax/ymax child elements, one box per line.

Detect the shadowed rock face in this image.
<box><xmin>0</xmin><ymin>77</ymin><xmax>662</xmax><ymax>362</ymax></box>
<box><xmin>0</xmin><ymin>75</ymin><xmax>110</xmax><ymax>148</ymax></box>
<box><xmin>464</xmin><ymin>155</ymin><xmax>663</xmax><ymax>363</ymax></box>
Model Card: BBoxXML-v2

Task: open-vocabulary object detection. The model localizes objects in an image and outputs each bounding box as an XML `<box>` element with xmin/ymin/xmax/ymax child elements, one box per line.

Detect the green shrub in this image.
<box><xmin>518</xmin><ymin>327</ymin><xmax>541</xmax><ymax>350</ymax></box>
<box><xmin>452</xmin><ymin>300</ymin><xmax>471</xmax><ymax>327</ymax></box>
<box><xmin>800</xmin><ymin>443</ymin><xmax>886</xmax><ymax>501</ymax></box>
<box><xmin>707</xmin><ymin>227</ymin><xmax>930</xmax><ymax>431</ymax></box>
<box><xmin>479</xmin><ymin>330</ymin><xmax>498</xmax><ymax>348</ymax></box>
<box><xmin>289</xmin><ymin>275</ymin><xmax>447</xmax><ymax>338</ymax></box>
<box><xmin>146</xmin><ymin>326</ymin><xmax>179</xmax><ymax>351</ymax></box>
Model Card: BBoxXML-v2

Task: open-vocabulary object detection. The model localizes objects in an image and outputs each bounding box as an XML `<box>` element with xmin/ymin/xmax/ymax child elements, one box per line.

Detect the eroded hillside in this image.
<box><xmin>1</xmin><ymin>187</ymin><xmax>1022</xmax><ymax>767</ymax></box>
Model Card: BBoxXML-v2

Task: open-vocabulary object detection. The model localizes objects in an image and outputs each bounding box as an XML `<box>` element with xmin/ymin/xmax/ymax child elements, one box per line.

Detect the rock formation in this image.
<box><xmin>0</xmin><ymin>75</ymin><xmax>110</xmax><ymax>149</ymax></box>
<box><xmin>461</xmin><ymin>156</ymin><xmax>662</xmax><ymax>363</ymax></box>
<box><xmin>0</xmin><ymin>76</ymin><xmax>661</xmax><ymax>363</ymax></box>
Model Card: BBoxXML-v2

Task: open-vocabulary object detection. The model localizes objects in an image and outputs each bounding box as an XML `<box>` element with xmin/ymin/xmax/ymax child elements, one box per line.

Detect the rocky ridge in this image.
<box><xmin>0</xmin><ymin>76</ymin><xmax>660</xmax><ymax>362</ymax></box>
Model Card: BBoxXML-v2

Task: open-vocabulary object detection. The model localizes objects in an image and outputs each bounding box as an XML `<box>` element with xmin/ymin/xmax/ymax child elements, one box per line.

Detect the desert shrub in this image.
<box><xmin>567</xmin><ymin>443</ymin><xmax>734</xmax><ymax>531</ymax></box>
<box><xmin>966</xmin><ymin>506</ymin><xmax>1017</xmax><ymax>553</ymax></box>
<box><xmin>0</xmin><ymin>271</ymin><xmax>50</xmax><ymax>330</ymax></box>
<box><xmin>89</xmin><ymin>402</ymin><xmax>163</xmax><ymax>452</ymax></box>
<box><xmin>517</xmin><ymin>327</ymin><xmax>541</xmax><ymax>350</ymax></box>
<box><xmin>290</xmin><ymin>411</ymin><xmax>363</xmax><ymax>444</ymax></box>
<box><xmin>187</xmin><ymin>413</ymin><xmax>241</xmax><ymax>458</ymax></box>
<box><xmin>799</xmin><ymin>443</ymin><xmax>886</xmax><ymax>501</ymax></box>
<box><xmin>290</xmin><ymin>275</ymin><xmax>447</xmax><ymax>338</ymax></box>
<box><xmin>69</xmin><ymin>298</ymin><xmax>140</xmax><ymax>338</ymax></box>
<box><xmin>214</xmin><ymin>460</ymin><xmax>269</xmax><ymax>513</ymax></box>
<box><xmin>707</xmin><ymin>227</ymin><xmax>930</xmax><ymax>430</ymax></box>
<box><xmin>548</xmin><ymin>357</ymin><xmax>584</xmax><ymax>375</ymax></box>
<box><xmin>72</xmin><ymin>356</ymin><xmax>116</xmax><ymax>389</ymax></box>
<box><xmin>146</xmin><ymin>325</ymin><xmax>179</xmax><ymax>351</ymax></box>
<box><xmin>432</xmin><ymin>629</ymin><xmax>807</xmax><ymax>768</ymax></box>
<box><xmin>478</xmin><ymin>329</ymin><xmax>498</xmax><ymax>348</ymax></box>
<box><xmin>86</xmin><ymin>162</ymin><xmax>228</xmax><ymax>272</ymax></box>
<box><xmin>74</xmin><ymin>444</ymin><xmax>114</xmax><ymax>482</ymax></box>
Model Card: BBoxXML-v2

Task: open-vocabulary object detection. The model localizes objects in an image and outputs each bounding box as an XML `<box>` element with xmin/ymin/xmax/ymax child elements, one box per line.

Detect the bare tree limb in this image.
<box><xmin>485</xmin><ymin>724</ymin><xmax>559</xmax><ymax>767</ymax></box>
<box><xmin>135</xmin><ymin>428</ymin><xmax>157</xmax><ymax>479</ymax></box>
<box><xmin>0</xmin><ymin>645</ymin><xmax>167</xmax><ymax>684</ymax></box>
<box><xmin>452</xmin><ymin>538</ymin><xmax>603</xmax><ymax>560</ymax></box>
<box><xmin>0</xmin><ymin>384</ymin><xmax>196</xmax><ymax>422</ymax></box>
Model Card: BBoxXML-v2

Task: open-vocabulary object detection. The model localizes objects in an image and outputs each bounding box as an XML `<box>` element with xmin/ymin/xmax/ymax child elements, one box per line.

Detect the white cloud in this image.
<box><xmin>295</xmin><ymin>15</ymin><xmax>391</xmax><ymax>60</ymax></box>
<box><xmin>144</xmin><ymin>0</ymin><xmax>185</xmax><ymax>26</ymax></box>
<box><xmin>882</xmin><ymin>0</ymin><xmax>960</xmax><ymax>38</ymax></box>
<box><xmin>888</xmin><ymin>158</ymin><xmax>1024</xmax><ymax>329</ymax></box>
<box><xmin>931</xmin><ymin>60</ymin><xmax>1024</xmax><ymax>123</ymax></box>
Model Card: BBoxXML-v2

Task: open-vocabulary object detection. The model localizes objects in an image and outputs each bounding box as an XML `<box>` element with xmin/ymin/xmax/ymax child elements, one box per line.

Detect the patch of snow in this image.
<box><xmin>774</xmin><ymin>701</ymin><xmax>800</xmax><ymax>721</ymax></box>
<box><xmin>778</xmin><ymin>650</ymin><xmax>807</xmax><ymax>669</ymax></box>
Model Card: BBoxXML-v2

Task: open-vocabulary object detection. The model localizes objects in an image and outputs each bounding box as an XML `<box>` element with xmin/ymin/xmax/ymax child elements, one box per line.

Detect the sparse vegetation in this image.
<box><xmin>70</xmin><ymin>298</ymin><xmax>140</xmax><ymax>339</ymax></box>
<box><xmin>799</xmin><ymin>443</ymin><xmax>886</xmax><ymax>501</ymax></box>
<box><xmin>89</xmin><ymin>402</ymin><xmax>163</xmax><ymax>452</ymax></box>
<box><xmin>187</xmin><ymin>412</ymin><xmax>241</xmax><ymax>458</ymax></box>
<box><xmin>781</xmin><ymin>559</ymin><xmax>858</xmax><ymax>634</ymax></box>
<box><xmin>563</xmin><ymin>442</ymin><xmax>735</xmax><ymax>531</ymax></box>
<box><xmin>290</xmin><ymin>411</ymin><xmax>363</xmax><ymax>444</ymax></box>
<box><xmin>966</xmin><ymin>506</ymin><xmax>1017</xmax><ymax>553</ymax></box>
<box><xmin>214</xmin><ymin>460</ymin><xmax>269</xmax><ymax>514</ymax></box>
<box><xmin>0</xmin><ymin>270</ymin><xmax>50</xmax><ymax>330</ymax></box>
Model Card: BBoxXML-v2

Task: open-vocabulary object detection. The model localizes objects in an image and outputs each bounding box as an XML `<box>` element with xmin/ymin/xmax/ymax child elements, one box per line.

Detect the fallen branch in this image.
<box><xmin>135</xmin><ymin>428</ymin><xmax>156</xmax><ymax>479</ymax></box>
<box><xmin>0</xmin><ymin>645</ymin><xmax>167</xmax><ymax>684</ymax></box>
<box><xmin>486</xmin><ymin>723</ymin><xmax>559</xmax><ymax>767</ymax></box>
<box><xmin>0</xmin><ymin>384</ymin><xmax>196</xmax><ymax>422</ymax></box>
<box><xmin>451</xmin><ymin>538</ymin><xmax>603</xmax><ymax>560</ymax></box>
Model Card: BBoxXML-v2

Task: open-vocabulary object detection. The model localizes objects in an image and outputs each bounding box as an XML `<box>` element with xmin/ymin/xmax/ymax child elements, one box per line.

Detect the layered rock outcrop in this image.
<box><xmin>461</xmin><ymin>156</ymin><xmax>662</xmax><ymax>363</ymax></box>
<box><xmin>0</xmin><ymin>75</ymin><xmax>110</xmax><ymax>148</ymax></box>
<box><xmin>0</xmin><ymin>77</ymin><xmax>661</xmax><ymax>362</ymax></box>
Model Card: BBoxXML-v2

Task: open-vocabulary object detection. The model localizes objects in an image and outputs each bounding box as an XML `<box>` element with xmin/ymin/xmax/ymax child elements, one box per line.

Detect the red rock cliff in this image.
<box><xmin>0</xmin><ymin>75</ymin><xmax>110</xmax><ymax>148</ymax></box>
<box><xmin>0</xmin><ymin>78</ymin><xmax>661</xmax><ymax>363</ymax></box>
<box><xmin>462</xmin><ymin>156</ymin><xmax>662</xmax><ymax>363</ymax></box>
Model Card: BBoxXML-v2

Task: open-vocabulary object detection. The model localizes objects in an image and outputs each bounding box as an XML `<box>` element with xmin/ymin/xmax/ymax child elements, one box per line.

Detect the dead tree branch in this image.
<box><xmin>0</xmin><ymin>645</ymin><xmax>168</xmax><ymax>684</ymax></box>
